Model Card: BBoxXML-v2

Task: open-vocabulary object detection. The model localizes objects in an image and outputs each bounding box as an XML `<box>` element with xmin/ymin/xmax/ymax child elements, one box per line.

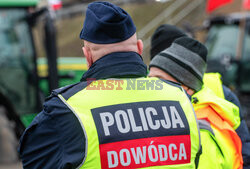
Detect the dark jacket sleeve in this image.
<box><xmin>223</xmin><ymin>85</ymin><xmax>250</xmax><ymax>168</ymax></box>
<box><xmin>19</xmin><ymin>96</ymin><xmax>86</xmax><ymax>169</ymax></box>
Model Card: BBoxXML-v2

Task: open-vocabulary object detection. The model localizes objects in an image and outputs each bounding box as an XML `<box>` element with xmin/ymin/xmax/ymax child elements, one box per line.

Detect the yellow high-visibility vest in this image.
<box><xmin>58</xmin><ymin>77</ymin><xmax>201</xmax><ymax>169</ymax></box>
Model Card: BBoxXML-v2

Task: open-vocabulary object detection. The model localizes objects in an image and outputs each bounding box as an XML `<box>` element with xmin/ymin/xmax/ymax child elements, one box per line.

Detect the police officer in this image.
<box><xmin>19</xmin><ymin>2</ymin><xmax>201</xmax><ymax>169</ymax></box>
<box><xmin>149</xmin><ymin>24</ymin><xmax>250</xmax><ymax>169</ymax></box>
<box><xmin>149</xmin><ymin>36</ymin><xmax>244</xmax><ymax>169</ymax></box>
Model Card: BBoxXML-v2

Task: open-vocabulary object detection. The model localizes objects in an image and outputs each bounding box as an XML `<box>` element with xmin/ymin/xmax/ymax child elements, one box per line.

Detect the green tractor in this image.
<box><xmin>0</xmin><ymin>0</ymin><xmax>87</xmax><ymax>163</ymax></box>
<box><xmin>202</xmin><ymin>13</ymin><xmax>250</xmax><ymax>129</ymax></box>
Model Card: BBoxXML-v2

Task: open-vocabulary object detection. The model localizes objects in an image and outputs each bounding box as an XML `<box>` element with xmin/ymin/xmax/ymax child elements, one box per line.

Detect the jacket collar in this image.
<box><xmin>80</xmin><ymin>52</ymin><xmax>147</xmax><ymax>81</ymax></box>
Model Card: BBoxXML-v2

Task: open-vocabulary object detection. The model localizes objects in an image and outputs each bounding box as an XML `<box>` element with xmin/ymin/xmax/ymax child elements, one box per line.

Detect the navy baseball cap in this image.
<box><xmin>79</xmin><ymin>1</ymin><xmax>136</xmax><ymax>44</ymax></box>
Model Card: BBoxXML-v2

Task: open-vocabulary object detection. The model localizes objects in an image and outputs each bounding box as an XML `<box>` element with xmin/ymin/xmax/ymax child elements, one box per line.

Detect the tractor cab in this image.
<box><xmin>203</xmin><ymin>13</ymin><xmax>250</xmax><ymax>128</ymax></box>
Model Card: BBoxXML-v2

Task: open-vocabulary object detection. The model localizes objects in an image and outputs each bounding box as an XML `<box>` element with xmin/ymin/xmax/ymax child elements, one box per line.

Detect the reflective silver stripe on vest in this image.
<box><xmin>198</xmin><ymin>119</ymin><xmax>215</xmax><ymax>136</ymax></box>
<box><xmin>58</xmin><ymin>94</ymin><xmax>87</xmax><ymax>169</ymax></box>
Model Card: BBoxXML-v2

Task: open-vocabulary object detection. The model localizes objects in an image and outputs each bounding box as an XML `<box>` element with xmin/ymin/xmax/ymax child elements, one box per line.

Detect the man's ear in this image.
<box><xmin>137</xmin><ymin>39</ymin><xmax>143</xmax><ymax>55</ymax></box>
<box><xmin>82</xmin><ymin>46</ymin><xmax>93</xmax><ymax>68</ymax></box>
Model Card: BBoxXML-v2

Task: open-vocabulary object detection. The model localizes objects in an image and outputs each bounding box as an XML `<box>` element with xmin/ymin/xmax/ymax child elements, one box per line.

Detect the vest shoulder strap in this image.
<box><xmin>51</xmin><ymin>81</ymin><xmax>89</xmax><ymax>100</ymax></box>
<box><xmin>160</xmin><ymin>79</ymin><xmax>182</xmax><ymax>90</ymax></box>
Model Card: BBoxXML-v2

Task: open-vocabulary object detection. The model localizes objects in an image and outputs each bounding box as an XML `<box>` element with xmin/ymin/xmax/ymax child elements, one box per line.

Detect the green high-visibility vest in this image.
<box><xmin>58</xmin><ymin>77</ymin><xmax>201</xmax><ymax>169</ymax></box>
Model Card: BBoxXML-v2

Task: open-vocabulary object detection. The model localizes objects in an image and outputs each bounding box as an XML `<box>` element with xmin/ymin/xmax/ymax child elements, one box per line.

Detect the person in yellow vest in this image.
<box><xmin>150</xmin><ymin>24</ymin><xmax>250</xmax><ymax>169</ymax></box>
<box><xmin>149</xmin><ymin>36</ymin><xmax>243</xmax><ymax>169</ymax></box>
<box><xmin>19</xmin><ymin>2</ymin><xmax>201</xmax><ymax>169</ymax></box>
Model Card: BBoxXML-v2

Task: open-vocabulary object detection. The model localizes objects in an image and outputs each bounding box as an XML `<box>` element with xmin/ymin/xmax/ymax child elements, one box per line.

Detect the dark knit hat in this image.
<box><xmin>79</xmin><ymin>1</ymin><xmax>136</xmax><ymax>44</ymax></box>
<box><xmin>149</xmin><ymin>37</ymin><xmax>207</xmax><ymax>91</ymax></box>
<box><xmin>150</xmin><ymin>24</ymin><xmax>187</xmax><ymax>59</ymax></box>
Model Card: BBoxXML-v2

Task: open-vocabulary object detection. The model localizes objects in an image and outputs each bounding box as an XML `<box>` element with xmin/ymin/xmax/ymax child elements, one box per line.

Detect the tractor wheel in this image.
<box><xmin>0</xmin><ymin>106</ymin><xmax>18</xmax><ymax>163</ymax></box>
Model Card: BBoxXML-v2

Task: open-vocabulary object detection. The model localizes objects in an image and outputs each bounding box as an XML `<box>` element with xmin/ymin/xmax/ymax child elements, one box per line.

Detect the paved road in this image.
<box><xmin>0</xmin><ymin>163</ymin><xmax>22</xmax><ymax>169</ymax></box>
